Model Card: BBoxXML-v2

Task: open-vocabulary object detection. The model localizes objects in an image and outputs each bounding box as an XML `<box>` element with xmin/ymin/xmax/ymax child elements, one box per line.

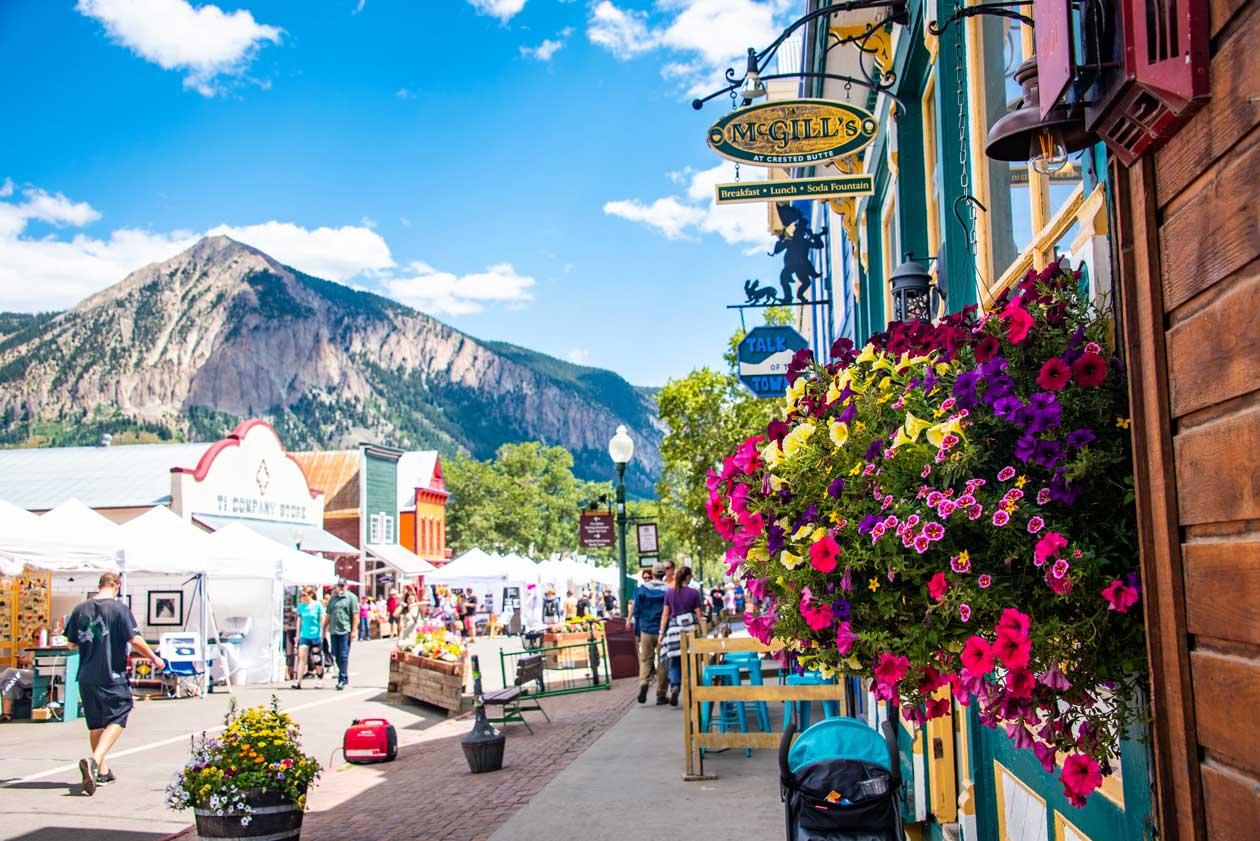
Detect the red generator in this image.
<box><xmin>343</xmin><ymin>718</ymin><xmax>398</xmax><ymax>764</ymax></box>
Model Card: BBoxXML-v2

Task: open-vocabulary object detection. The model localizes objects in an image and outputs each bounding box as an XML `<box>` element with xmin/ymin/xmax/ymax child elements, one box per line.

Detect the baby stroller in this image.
<box><xmin>778</xmin><ymin>715</ymin><xmax>904</xmax><ymax>841</ymax></box>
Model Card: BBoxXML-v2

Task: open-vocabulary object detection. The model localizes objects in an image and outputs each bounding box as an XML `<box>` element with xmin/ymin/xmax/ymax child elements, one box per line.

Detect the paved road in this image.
<box><xmin>0</xmin><ymin>636</ymin><xmax>520</xmax><ymax>841</ymax></box>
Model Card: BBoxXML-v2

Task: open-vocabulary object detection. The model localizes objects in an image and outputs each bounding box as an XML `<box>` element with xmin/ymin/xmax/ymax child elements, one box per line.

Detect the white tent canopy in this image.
<box><xmin>0</xmin><ymin>498</ymin><xmax>121</xmax><ymax>573</ymax></box>
<box><xmin>203</xmin><ymin>523</ymin><xmax>337</xmax><ymax>585</ymax></box>
<box><xmin>428</xmin><ymin>549</ymin><xmax>540</xmax><ymax>614</ymax></box>
<box><xmin>117</xmin><ymin>505</ymin><xmax>213</xmax><ymax>575</ymax></box>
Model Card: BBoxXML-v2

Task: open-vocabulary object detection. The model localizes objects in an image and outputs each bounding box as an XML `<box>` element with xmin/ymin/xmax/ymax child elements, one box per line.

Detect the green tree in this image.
<box><xmin>655</xmin><ymin>308</ymin><xmax>793</xmax><ymax>582</ymax></box>
<box><xmin>445</xmin><ymin>441</ymin><xmax>611</xmax><ymax>557</ymax></box>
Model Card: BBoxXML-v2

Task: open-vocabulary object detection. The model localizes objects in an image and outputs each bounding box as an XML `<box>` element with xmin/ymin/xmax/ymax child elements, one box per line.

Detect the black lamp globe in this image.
<box><xmin>889</xmin><ymin>259</ymin><xmax>936</xmax><ymax>322</ymax></box>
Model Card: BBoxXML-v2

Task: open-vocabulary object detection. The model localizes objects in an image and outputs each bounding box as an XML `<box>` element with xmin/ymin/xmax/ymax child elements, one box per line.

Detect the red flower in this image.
<box><xmin>1101</xmin><ymin>579</ymin><xmax>1140</xmax><ymax>613</ymax></box>
<box><xmin>1006</xmin><ymin>668</ymin><xmax>1035</xmax><ymax>699</ymax></box>
<box><xmin>996</xmin><ymin>608</ymin><xmax>1031</xmax><ymax>641</ymax></box>
<box><xmin>873</xmin><ymin>651</ymin><xmax>910</xmax><ymax>687</ymax></box>
<box><xmin>1071</xmin><ymin>352</ymin><xmax>1107</xmax><ymax>388</ymax></box>
<box><xmin>1003</xmin><ymin>300</ymin><xmax>1036</xmax><ymax>344</ymax></box>
<box><xmin>1060</xmin><ymin>753</ymin><xmax>1103</xmax><ymax>807</ymax></box>
<box><xmin>809</xmin><ymin>535</ymin><xmax>841</xmax><ymax>573</ymax></box>
<box><xmin>974</xmin><ymin>334</ymin><xmax>1001</xmax><ymax>363</ymax></box>
<box><xmin>1035</xmin><ymin>358</ymin><xmax>1072</xmax><ymax>391</ymax></box>
<box><xmin>960</xmin><ymin>636</ymin><xmax>995</xmax><ymax>676</ymax></box>
<box><xmin>992</xmin><ymin>631</ymin><xmax>1032</xmax><ymax>670</ymax></box>
<box><xmin>925</xmin><ymin>697</ymin><xmax>951</xmax><ymax>719</ymax></box>
<box><xmin>927</xmin><ymin>571</ymin><xmax>949</xmax><ymax>602</ymax></box>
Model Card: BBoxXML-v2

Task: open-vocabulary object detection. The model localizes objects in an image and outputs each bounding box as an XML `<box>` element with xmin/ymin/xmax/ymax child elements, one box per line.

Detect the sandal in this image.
<box><xmin>290</xmin><ymin>683</ymin><xmax>302</xmax><ymax>690</ymax></box>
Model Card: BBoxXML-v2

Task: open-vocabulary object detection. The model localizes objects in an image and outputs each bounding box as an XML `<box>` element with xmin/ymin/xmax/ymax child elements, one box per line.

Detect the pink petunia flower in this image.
<box><xmin>928</xmin><ymin>571</ymin><xmax>949</xmax><ymax>602</ymax></box>
<box><xmin>923</xmin><ymin>522</ymin><xmax>946</xmax><ymax>541</ymax></box>
<box><xmin>950</xmin><ymin>554</ymin><xmax>971</xmax><ymax>574</ymax></box>
<box><xmin>958</xmin><ymin>603</ymin><xmax>972</xmax><ymax>622</ymax></box>
<box><xmin>1037</xmin><ymin>487</ymin><xmax>1052</xmax><ymax>505</ymax></box>
<box><xmin>968</xmin><ymin>504</ymin><xmax>984</xmax><ymax>520</ymax></box>
<box><xmin>809</xmin><ymin>535</ymin><xmax>842</xmax><ymax>573</ymax></box>
<box><xmin>978</xmin><ymin>574</ymin><xmax>992</xmax><ymax>589</ymax></box>
<box><xmin>960</xmin><ymin>636</ymin><xmax>994</xmax><ymax>675</ymax></box>
<box><xmin>992</xmin><ymin>510</ymin><xmax>1011</xmax><ymax>527</ymax></box>
<box><xmin>1035</xmin><ymin>531</ymin><xmax>1069</xmax><ymax>566</ymax></box>
<box><xmin>1101</xmin><ymin>579</ymin><xmax>1140</xmax><ymax>613</ymax></box>
<box><xmin>1027</xmin><ymin>516</ymin><xmax>1045</xmax><ymax>534</ymax></box>
<box><xmin>835</xmin><ymin>621</ymin><xmax>858</xmax><ymax>655</ymax></box>
<box><xmin>913</xmin><ymin>534</ymin><xmax>931</xmax><ymax>554</ymax></box>
<box><xmin>998</xmin><ymin>466</ymin><xmax>1017</xmax><ymax>482</ymax></box>
<box><xmin>1060</xmin><ymin>754</ymin><xmax>1103</xmax><ymax>807</ymax></box>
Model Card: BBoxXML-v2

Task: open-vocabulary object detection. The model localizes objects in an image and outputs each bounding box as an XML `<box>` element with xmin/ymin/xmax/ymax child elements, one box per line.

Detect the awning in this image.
<box><xmin>365</xmin><ymin>542</ymin><xmax>436</xmax><ymax>577</ymax></box>
<box><xmin>192</xmin><ymin>514</ymin><xmax>357</xmax><ymax>554</ymax></box>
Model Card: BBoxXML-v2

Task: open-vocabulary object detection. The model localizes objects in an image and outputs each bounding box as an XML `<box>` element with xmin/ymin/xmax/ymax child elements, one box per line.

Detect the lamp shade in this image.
<box><xmin>985</xmin><ymin>58</ymin><xmax>1093</xmax><ymax>165</ymax></box>
<box><xmin>608</xmin><ymin>425</ymin><xmax>635</xmax><ymax>465</ymax></box>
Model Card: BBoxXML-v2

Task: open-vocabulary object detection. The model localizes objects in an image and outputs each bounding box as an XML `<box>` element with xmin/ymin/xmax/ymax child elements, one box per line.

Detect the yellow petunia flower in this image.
<box><xmin>784</xmin><ymin>376</ymin><xmax>808</xmax><ymax>411</ymax></box>
<box><xmin>1015</xmin><ymin>475</ymin><xmax>1028</xmax><ymax>488</ymax></box>
<box><xmin>762</xmin><ymin>440</ymin><xmax>784</xmax><ymax>468</ymax></box>
<box><xmin>746</xmin><ymin>546</ymin><xmax>769</xmax><ymax>563</ymax></box>
<box><xmin>926</xmin><ymin>417</ymin><xmax>965</xmax><ymax>448</ymax></box>
<box><xmin>768</xmin><ymin>475</ymin><xmax>786</xmax><ymax>492</ymax></box>
<box><xmin>811</xmin><ymin>526</ymin><xmax>829</xmax><ymax>543</ymax></box>
<box><xmin>868</xmin><ymin>577</ymin><xmax>880</xmax><ymax>592</ymax></box>
<box><xmin>855</xmin><ymin>344</ymin><xmax>878</xmax><ymax>365</ymax></box>
<box><xmin>829</xmin><ymin>419</ymin><xmax>849</xmax><ymax>448</ymax></box>
<box><xmin>782</xmin><ymin>422</ymin><xmax>816</xmax><ymax>458</ymax></box>
<box><xmin>903</xmin><ymin>411</ymin><xmax>932</xmax><ymax>442</ymax></box>
<box><xmin>793</xmin><ymin>524</ymin><xmax>812</xmax><ymax>541</ymax></box>
<box><xmin>781</xmin><ymin>550</ymin><xmax>805</xmax><ymax>570</ymax></box>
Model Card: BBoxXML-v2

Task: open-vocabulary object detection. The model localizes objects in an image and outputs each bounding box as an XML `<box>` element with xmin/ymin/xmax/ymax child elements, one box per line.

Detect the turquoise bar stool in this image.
<box><xmin>724</xmin><ymin>652</ymin><xmax>771</xmax><ymax>732</ymax></box>
<box><xmin>783</xmin><ymin>672</ymin><xmax>842</xmax><ymax>730</ymax></box>
<box><xmin>700</xmin><ymin>662</ymin><xmax>751</xmax><ymax>757</ymax></box>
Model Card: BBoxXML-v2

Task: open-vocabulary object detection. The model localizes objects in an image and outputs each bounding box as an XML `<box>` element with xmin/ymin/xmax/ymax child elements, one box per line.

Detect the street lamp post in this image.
<box><xmin>608</xmin><ymin>425</ymin><xmax>635</xmax><ymax>614</ymax></box>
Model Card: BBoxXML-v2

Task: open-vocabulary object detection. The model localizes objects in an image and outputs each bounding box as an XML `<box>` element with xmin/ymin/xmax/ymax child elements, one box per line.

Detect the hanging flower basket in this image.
<box><xmin>711</xmin><ymin>264</ymin><xmax>1146</xmax><ymax>808</ymax></box>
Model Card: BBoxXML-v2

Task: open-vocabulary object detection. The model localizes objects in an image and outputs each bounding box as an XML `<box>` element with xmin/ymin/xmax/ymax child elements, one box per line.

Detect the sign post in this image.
<box><xmin>579</xmin><ymin>512</ymin><xmax>616</xmax><ymax>549</ymax></box>
<box><xmin>737</xmin><ymin>325</ymin><xmax>809</xmax><ymax>399</ymax></box>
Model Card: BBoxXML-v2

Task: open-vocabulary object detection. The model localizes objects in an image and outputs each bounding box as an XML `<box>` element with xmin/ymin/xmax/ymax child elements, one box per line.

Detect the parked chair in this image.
<box><xmin>485</xmin><ymin>654</ymin><xmax>549</xmax><ymax>734</ymax></box>
<box><xmin>701</xmin><ymin>662</ymin><xmax>753</xmax><ymax>757</ymax></box>
<box><xmin>783</xmin><ymin>672</ymin><xmax>842</xmax><ymax>730</ymax></box>
<box><xmin>723</xmin><ymin>652</ymin><xmax>771</xmax><ymax>732</ymax></box>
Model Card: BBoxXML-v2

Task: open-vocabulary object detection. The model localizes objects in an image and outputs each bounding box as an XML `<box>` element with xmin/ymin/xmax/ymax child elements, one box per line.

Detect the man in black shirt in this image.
<box><xmin>66</xmin><ymin>572</ymin><xmax>164</xmax><ymax>796</ymax></box>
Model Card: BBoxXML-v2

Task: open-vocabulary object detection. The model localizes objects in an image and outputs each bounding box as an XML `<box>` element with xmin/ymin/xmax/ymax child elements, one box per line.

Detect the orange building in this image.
<box><xmin>397</xmin><ymin>451</ymin><xmax>449</xmax><ymax>567</ymax></box>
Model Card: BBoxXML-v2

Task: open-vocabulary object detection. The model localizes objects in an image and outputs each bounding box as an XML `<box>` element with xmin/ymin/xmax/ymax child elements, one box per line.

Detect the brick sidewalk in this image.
<box><xmin>168</xmin><ymin>678</ymin><xmax>638</xmax><ymax>841</ymax></box>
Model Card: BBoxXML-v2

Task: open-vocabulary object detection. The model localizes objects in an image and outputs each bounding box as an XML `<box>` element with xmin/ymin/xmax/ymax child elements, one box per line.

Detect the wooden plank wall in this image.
<box><xmin>1116</xmin><ymin>0</ymin><xmax>1260</xmax><ymax>837</ymax></box>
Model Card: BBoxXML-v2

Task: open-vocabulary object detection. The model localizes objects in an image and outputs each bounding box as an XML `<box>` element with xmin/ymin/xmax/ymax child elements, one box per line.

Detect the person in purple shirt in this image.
<box><xmin>658</xmin><ymin>566</ymin><xmax>704</xmax><ymax>706</ymax></box>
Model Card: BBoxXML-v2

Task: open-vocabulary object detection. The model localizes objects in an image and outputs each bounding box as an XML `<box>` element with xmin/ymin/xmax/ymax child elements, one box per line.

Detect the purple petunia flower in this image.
<box><xmin>1032</xmin><ymin>439</ymin><xmax>1064</xmax><ymax>469</ymax></box>
<box><xmin>1014</xmin><ymin>434</ymin><xmax>1038</xmax><ymax>463</ymax></box>
<box><xmin>857</xmin><ymin>513</ymin><xmax>880</xmax><ymax>536</ymax></box>
<box><xmin>793</xmin><ymin>505</ymin><xmax>819</xmax><ymax>531</ymax></box>
<box><xmin>865</xmin><ymin>439</ymin><xmax>886</xmax><ymax>461</ymax></box>
<box><xmin>766</xmin><ymin>523</ymin><xmax>785</xmax><ymax>556</ymax></box>
<box><xmin>827</xmin><ymin>476</ymin><xmax>846</xmax><ymax>498</ymax></box>
<box><xmin>838</xmin><ymin>401</ymin><xmax>857</xmax><ymax>425</ymax></box>
<box><xmin>832</xmin><ymin>599</ymin><xmax>851</xmax><ymax>620</ymax></box>
<box><xmin>993</xmin><ymin>395</ymin><xmax>1025</xmax><ymax>423</ymax></box>
<box><xmin>1025</xmin><ymin>392</ymin><xmax>1062</xmax><ymax>433</ymax></box>
<box><xmin>1066</xmin><ymin>427</ymin><xmax>1096</xmax><ymax>449</ymax></box>
<box><xmin>1050</xmin><ymin>471</ymin><xmax>1081</xmax><ymax>505</ymax></box>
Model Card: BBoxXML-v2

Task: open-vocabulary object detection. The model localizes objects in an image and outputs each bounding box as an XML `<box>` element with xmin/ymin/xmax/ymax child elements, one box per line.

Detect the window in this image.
<box><xmin>383</xmin><ymin>515</ymin><xmax>395</xmax><ymax>545</ymax></box>
<box><xmin>368</xmin><ymin>514</ymin><xmax>381</xmax><ymax>544</ymax></box>
<box><xmin>922</xmin><ymin>69</ymin><xmax>942</xmax><ymax>260</ymax></box>
<box><xmin>967</xmin><ymin>9</ymin><xmax>1085</xmax><ymax>303</ymax></box>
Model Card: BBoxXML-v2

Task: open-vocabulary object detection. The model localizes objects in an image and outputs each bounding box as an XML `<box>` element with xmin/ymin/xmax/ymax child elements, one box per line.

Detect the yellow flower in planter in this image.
<box><xmin>780</xmin><ymin>550</ymin><xmax>805</xmax><ymax>570</ymax></box>
<box><xmin>746</xmin><ymin>546</ymin><xmax>768</xmax><ymax>563</ymax></box>
<box><xmin>903</xmin><ymin>411</ymin><xmax>932</xmax><ymax>442</ymax></box>
<box><xmin>829</xmin><ymin>420</ymin><xmax>849</xmax><ymax>448</ymax></box>
<box><xmin>781</xmin><ymin>422</ymin><xmax>816</xmax><ymax>459</ymax></box>
<box><xmin>785</xmin><ymin>375</ymin><xmax>808</xmax><ymax>411</ymax></box>
<box><xmin>762</xmin><ymin>440</ymin><xmax>784</xmax><ymax>468</ymax></box>
<box><xmin>856</xmin><ymin>344</ymin><xmax>878</xmax><ymax>365</ymax></box>
<box><xmin>926</xmin><ymin>417</ymin><xmax>965</xmax><ymax>448</ymax></box>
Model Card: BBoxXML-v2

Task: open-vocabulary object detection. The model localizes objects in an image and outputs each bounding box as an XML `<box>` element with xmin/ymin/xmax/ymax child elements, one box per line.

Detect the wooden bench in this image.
<box><xmin>485</xmin><ymin>654</ymin><xmax>549</xmax><ymax>734</ymax></box>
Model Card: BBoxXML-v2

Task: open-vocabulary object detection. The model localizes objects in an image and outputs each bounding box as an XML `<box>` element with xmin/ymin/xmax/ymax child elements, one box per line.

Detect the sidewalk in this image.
<box><xmin>491</xmin><ymin>694</ymin><xmax>785</xmax><ymax>841</ymax></box>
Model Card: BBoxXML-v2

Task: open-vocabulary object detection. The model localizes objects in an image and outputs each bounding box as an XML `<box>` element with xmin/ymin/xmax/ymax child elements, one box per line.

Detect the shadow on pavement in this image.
<box><xmin>8</xmin><ymin>830</ymin><xmax>169</xmax><ymax>841</ymax></box>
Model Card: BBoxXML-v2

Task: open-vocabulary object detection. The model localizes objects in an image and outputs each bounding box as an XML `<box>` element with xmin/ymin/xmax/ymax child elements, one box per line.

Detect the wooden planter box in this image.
<box><xmin>387</xmin><ymin>653</ymin><xmax>466</xmax><ymax>716</ymax></box>
<box><xmin>541</xmin><ymin>631</ymin><xmax>602</xmax><ymax>670</ymax></box>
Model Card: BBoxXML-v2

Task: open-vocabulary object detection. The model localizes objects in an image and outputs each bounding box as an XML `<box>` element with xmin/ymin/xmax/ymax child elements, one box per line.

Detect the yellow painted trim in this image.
<box><xmin>830</xmin><ymin>23</ymin><xmax>894</xmax><ymax>73</ymax></box>
<box><xmin>926</xmin><ymin>688</ymin><xmax>959</xmax><ymax>822</ymax></box>
<box><xmin>921</xmin><ymin>69</ymin><xmax>941</xmax><ymax>260</ymax></box>
<box><xmin>881</xmin><ymin>189</ymin><xmax>898</xmax><ymax>325</ymax></box>
<box><xmin>1070</xmin><ymin>182</ymin><xmax>1108</xmax><ymax>255</ymax></box>
<box><xmin>983</xmin><ymin>182</ymin><xmax>1086</xmax><ymax>309</ymax></box>
<box><xmin>1054</xmin><ymin>809</ymin><xmax>1091</xmax><ymax>841</ymax></box>
<box><xmin>993</xmin><ymin>759</ymin><xmax>1048</xmax><ymax>841</ymax></box>
<box><xmin>963</xmin><ymin>2</ymin><xmax>994</xmax><ymax>299</ymax></box>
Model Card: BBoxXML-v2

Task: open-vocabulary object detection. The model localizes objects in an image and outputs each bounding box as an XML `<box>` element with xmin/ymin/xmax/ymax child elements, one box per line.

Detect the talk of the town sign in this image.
<box><xmin>706</xmin><ymin>99</ymin><xmax>879</xmax><ymax>166</ymax></box>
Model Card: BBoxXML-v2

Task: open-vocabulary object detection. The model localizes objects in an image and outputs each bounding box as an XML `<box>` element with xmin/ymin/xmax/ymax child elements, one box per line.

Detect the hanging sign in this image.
<box><xmin>707</xmin><ymin>99</ymin><xmax>878</xmax><ymax>167</ymax></box>
<box><xmin>579</xmin><ymin>512</ymin><xmax>615</xmax><ymax>549</ymax></box>
<box><xmin>737</xmin><ymin>325</ymin><xmax>809</xmax><ymax>398</ymax></box>
<box><xmin>715</xmin><ymin>174</ymin><xmax>874</xmax><ymax>205</ymax></box>
<box><xmin>636</xmin><ymin>523</ymin><xmax>659</xmax><ymax>555</ymax></box>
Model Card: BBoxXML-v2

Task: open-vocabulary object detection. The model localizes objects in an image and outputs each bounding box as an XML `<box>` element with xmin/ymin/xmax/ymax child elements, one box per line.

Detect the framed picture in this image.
<box><xmin>147</xmin><ymin>590</ymin><xmax>184</xmax><ymax>626</ymax></box>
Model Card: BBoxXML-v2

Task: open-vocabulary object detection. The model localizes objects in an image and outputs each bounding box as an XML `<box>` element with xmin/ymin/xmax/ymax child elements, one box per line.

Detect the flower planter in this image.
<box><xmin>541</xmin><ymin>631</ymin><xmax>600</xmax><ymax>669</ymax></box>
<box><xmin>387</xmin><ymin>654</ymin><xmax>466</xmax><ymax>716</ymax></box>
<box><xmin>194</xmin><ymin>788</ymin><xmax>304</xmax><ymax>840</ymax></box>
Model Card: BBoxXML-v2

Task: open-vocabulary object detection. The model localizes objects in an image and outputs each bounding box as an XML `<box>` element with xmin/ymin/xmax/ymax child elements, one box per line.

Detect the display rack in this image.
<box><xmin>0</xmin><ymin>571</ymin><xmax>52</xmax><ymax>667</ymax></box>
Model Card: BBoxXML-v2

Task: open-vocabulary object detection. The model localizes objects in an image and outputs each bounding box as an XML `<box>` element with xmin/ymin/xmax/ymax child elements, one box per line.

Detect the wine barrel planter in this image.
<box><xmin>387</xmin><ymin>653</ymin><xmax>466</xmax><ymax>715</ymax></box>
<box><xmin>193</xmin><ymin>789</ymin><xmax>304</xmax><ymax>840</ymax></box>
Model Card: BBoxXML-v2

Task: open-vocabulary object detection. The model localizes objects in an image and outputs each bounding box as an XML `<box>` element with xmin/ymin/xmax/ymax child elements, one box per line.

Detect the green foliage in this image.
<box><xmin>444</xmin><ymin>441</ymin><xmax>613</xmax><ymax>559</ymax></box>
<box><xmin>654</xmin><ymin>312</ymin><xmax>787</xmax><ymax>582</ymax></box>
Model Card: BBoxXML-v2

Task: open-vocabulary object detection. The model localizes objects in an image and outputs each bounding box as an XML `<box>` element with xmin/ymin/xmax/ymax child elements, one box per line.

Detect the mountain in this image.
<box><xmin>0</xmin><ymin>236</ymin><xmax>662</xmax><ymax>495</ymax></box>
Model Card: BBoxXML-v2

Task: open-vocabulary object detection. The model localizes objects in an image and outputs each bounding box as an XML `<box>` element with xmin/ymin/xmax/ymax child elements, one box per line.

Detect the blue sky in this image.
<box><xmin>0</xmin><ymin>0</ymin><xmax>796</xmax><ymax>386</ymax></box>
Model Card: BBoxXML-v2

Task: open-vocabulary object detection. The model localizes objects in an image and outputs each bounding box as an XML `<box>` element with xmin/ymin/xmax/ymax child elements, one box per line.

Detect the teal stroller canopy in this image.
<box><xmin>787</xmin><ymin>717</ymin><xmax>894</xmax><ymax>774</ymax></box>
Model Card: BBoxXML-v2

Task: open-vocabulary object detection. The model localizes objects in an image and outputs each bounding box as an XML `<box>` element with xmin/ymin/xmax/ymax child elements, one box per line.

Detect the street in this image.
<box><xmin>0</xmin><ymin>637</ymin><xmax>515</xmax><ymax>841</ymax></box>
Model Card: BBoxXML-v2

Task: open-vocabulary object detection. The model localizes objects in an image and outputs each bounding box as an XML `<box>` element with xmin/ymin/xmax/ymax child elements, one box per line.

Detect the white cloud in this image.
<box><xmin>382</xmin><ymin>261</ymin><xmax>535</xmax><ymax>315</ymax></box>
<box><xmin>0</xmin><ymin>182</ymin><xmax>533</xmax><ymax>318</ymax></box>
<box><xmin>588</xmin><ymin>0</ymin><xmax>791</xmax><ymax>94</ymax></box>
<box><xmin>604</xmin><ymin>161</ymin><xmax>770</xmax><ymax>248</ymax></box>
<box><xmin>588</xmin><ymin>1</ymin><xmax>657</xmax><ymax>59</ymax></box>
<box><xmin>395</xmin><ymin>87</ymin><xmax>415</xmax><ymax>99</ymax></box>
<box><xmin>520</xmin><ymin>28</ymin><xmax>573</xmax><ymax>61</ymax></box>
<box><xmin>206</xmin><ymin>221</ymin><xmax>395</xmax><ymax>282</ymax></box>
<box><xmin>602</xmin><ymin>196</ymin><xmax>705</xmax><ymax>240</ymax></box>
<box><xmin>465</xmin><ymin>0</ymin><xmax>527</xmax><ymax>23</ymax></box>
<box><xmin>76</xmin><ymin>0</ymin><xmax>283</xmax><ymax>96</ymax></box>
<box><xmin>566</xmin><ymin>348</ymin><xmax>592</xmax><ymax>365</ymax></box>
<box><xmin>352</xmin><ymin>0</ymin><xmax>365</xmax><ymax>13</ymax></box>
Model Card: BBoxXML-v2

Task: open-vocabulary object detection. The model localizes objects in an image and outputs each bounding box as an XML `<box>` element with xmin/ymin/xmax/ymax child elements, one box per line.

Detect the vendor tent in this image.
<box><xmin>428</xmin><ymin>548</ymin><xmax>539</xmax><ymax>611</ymax></box>
<box><xmin>203</xmin><ymin>523</ymin><xmax>337</xmax><ymax>586</ymax></box>
<box><xmin>0</xmin><ymin>498</ymin><xmax>121</xmax><ymax>573</ymax></box>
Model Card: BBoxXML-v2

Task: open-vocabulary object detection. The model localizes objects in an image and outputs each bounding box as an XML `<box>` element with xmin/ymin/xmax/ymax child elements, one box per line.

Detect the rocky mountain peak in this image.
<box><xmin>0</xmin><ymin>238</ymin><xmax>661</xmax><ymax>494</ymax></box>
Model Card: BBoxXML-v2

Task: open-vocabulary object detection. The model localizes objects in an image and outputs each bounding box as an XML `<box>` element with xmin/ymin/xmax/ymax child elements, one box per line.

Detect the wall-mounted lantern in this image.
<box><xmin>889</xmin><ymin>257</ymin><xmax>944</xmax><ymax>322</ymax></box>
<box><xmin>985</xmin><ymin>57</ymin><xmax>1094</xmax><ymax>174</ymax></box>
